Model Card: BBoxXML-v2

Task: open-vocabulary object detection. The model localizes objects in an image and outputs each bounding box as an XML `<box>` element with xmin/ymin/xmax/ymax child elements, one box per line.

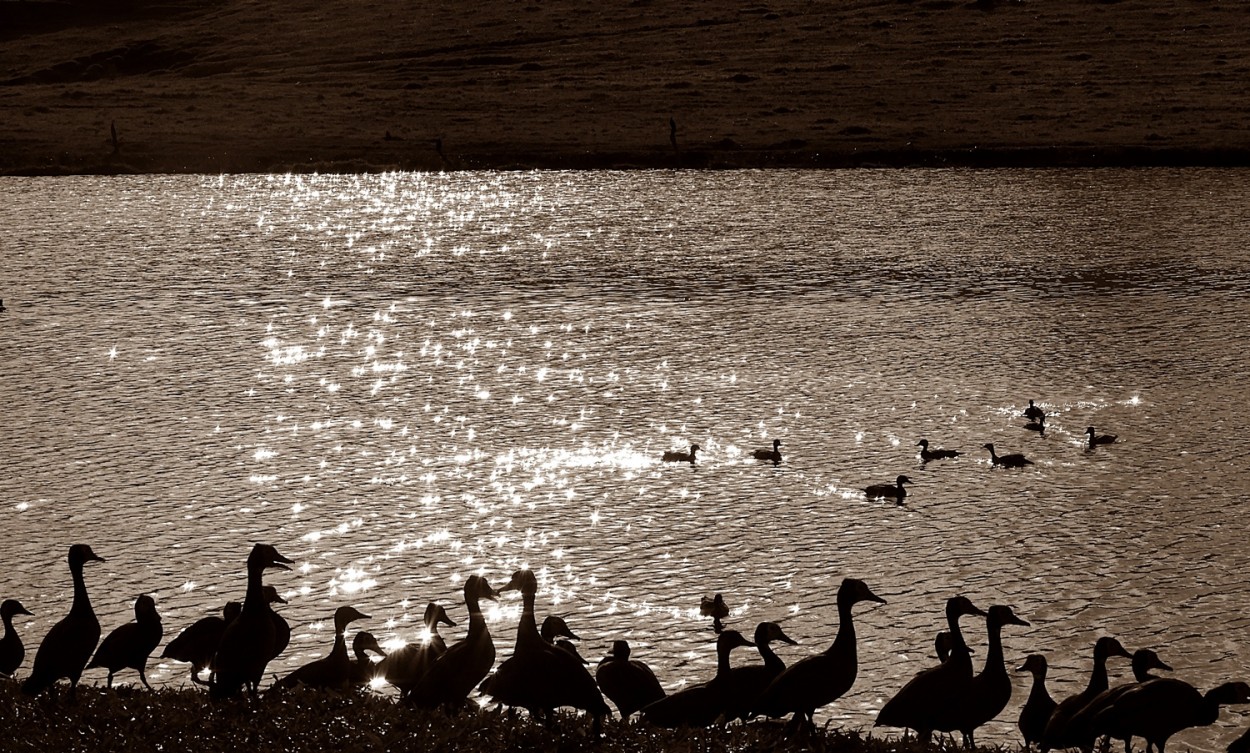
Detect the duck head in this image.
<box><xmin>498</xmin><ymin>569</ymin><xmax>538</xmax><ymax>597</ymax></box>
<box><xmin>987</xmin><ymin>604</ymin><xmax>1030</xmax><ymax>629</ymax></box>
<box><xmin>134</xmin><ymin>594</ymin><xmax>159</xmax><ymax>621</ymax></box>
<box><xmin>0</xmin><ymin>599</ymin><xmax>33</xmax><ymax>620</ymax></box>
<box><xmin>248</xmin><ymin>543</ymin><xmax>293</xmax><ymax>571</ymax></box>
<box><xmin>541</xmin><ymin>614</ymin><xmax>580</xmax><ymax>642</ymax></box>
<box><xmin>263</xmin><ymin>585</ymin><xmax>288</xmax><ymax>605</ymax></box>
<box><xmin>68</xmin><ymin>544</ymin><xmax>106</xmax><ymax>569</ymax></box>
<box><xmin>332</xmin><ymin>605</ymin><xmax>370</xmax><ymax>634</ymax></box>
<box><xmin>353</xmin><ymin>631</ymin><xmax>386</xmax><ymax>657</ymax></box>
<box><xmin>464</xmin><ymin>575</ymin><xmax>500</xmax><ymax>604</ymax></box>
<box><xmin>1130</xmin><ymin>648</ymin><xmax>1172</xmax><ymax>677</ymax></box>
<box><xmin>1093</xmin><ymin>635</ymin><xmax>1133</xmax><ymax>662</ymax></box>
<box><xmin>837</xmin><ymin>577</ymin><xmax>887</xmax><ymax>608</ymax></box>
<box><xmin>607</xmin><ymin>639</ymin><xmax>631</xmax><ymax>661</ymax></box>
<box><xmin>1016</xmin><ymin>653</ymin><xmax>1048</xmax><ymax>675</ymax></box>
<box><xmin>424</xmin><ymin>602</ymin><xmax>457</xmax><ymax>630</ymax></box>
<box><xmin>754</xmin><ymin>621</ymin><xmax>798</xmax><ymax>647</ymax></box>
<box><xmin>717</xmin><ymin>629</ymin><xmax>755</xmax><ymax>653</ymax></box>
<box><xmin>1209</xmin><ymin>681</ymin><xmax>1250</xmax><ymax>706</ymax></box>
<box><xmin>946</xmin><ymin>595</ymin><xmax>987</xmax><ymax>621</ymax></box>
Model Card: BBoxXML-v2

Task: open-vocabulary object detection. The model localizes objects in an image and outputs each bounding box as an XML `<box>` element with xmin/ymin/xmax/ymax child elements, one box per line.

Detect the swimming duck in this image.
<box><xmin>1085</xmin><ymin>427</ymin><xmax>1118</xmax><ymax>449</ymax></box>
<box><xmin>640</xmin><ymin>629</ymin><xmax>756</xmax><ymax>728</ymax></box>
<box><xmin>958</xmin><ymin>605</ymin><xmax>1031</xmax><ymax>748</ymax></box>
<box><xmin>917</xmin><ymin>439</ymin><xmax>960</xmax><ymax>463</ymax></box>
<box><xmin>379</xmin><ymin>602</ymin><xmax>457</xmax><ymax>696</ymax></box>
<box><xmin>865</xmin><ymin>475</ymin><xmax>911</xmax><ymax>505</ymax></box>
<box><xmin>596</xmin><ymin>640</ymin><xmax>666</xmax><ymax>719</ymax></box>
<box><xmin>273</xmin><ymin>605</ymin><xmax>370</xmax><ymax>691</ymax></box>
<box><xmin>1017</xmin><ymin>654</ymin><xmax>1057</xmax><ymax>748</ymax></box>
<box><xmin>662</xmin><ymin>444</ymin><xmax>700</xmax><ymax>464</ymax></box>
<box><xmin>349</xmin><ymin>631</ymin><xmax>386</xmax><ymax>689</ymax></box>
<box><xmin>1067</xmin><ymin>648</ymin><xmax>1173</xmax><ymax>752</ymax></box>
<box><xmin>86</xmin><ymin>593</ymin><xmax>163</xmax><ymax>689</ymax></box>
<box><xmin>1091</xmin><ymin>679</ymin><xmax>1250</xmax><ymax>753</ymax></box>
<box><xmin>480</xmin><ymin>569</ymin><xmax>610</xmax><ymax>727</ymax></box>
<box><xmin>752</xmin><ymin>439</ymin><xmax>782</xmax><ymax>465</ymax></box>
<box><xmin>406</xmin><ymin>574</ymin><xmax>499</xmax><ymax>710</ymax></box>
<box><xmin>984</xmin><ymin>443</ymin><xmax>1033</xmax><ymax>468</ymax></box>
<box><xmin>754</xmin><ymin>578</ymin><xmax>887</xmax><ymax>727</ymax></box>
<box><xmin>162</xmin><ymin>600</ymin><xmax>241</xmax><ymax>686</ymax></box>
<box><xmin>1040</xmin><ymin>635</ymin><xmax>1133</xmax><ymax>752</ymax></box>
<box><xmin>1024</xmin><ymin>400</ymin><xmax>1046</xmax><ymax>421</ymax></box>
<box><xmin>700</xmin><ymin>594</ymin><xmax>730</xmax><ymax>634</ymax></box>
<box><xmin>1025</xmin><ymin>413</ymin><xmax>1047</xmax><ymax>435</ymax></box>
<box><xmin>209</xmin><ymin>543</ymin><xmax>293</xmax><ymax>699</ymax></box>
<box><xmin>719</xmin><ymin>621</ymin><xmax>798</xmax><ymax>723</ymax></box>
<box><xmin>874</xmin><ymin>595</ymin><xmax>987</xmax><ymax>743</ymax></box>
<box><xmin>21</xmin><ymin>544</ymin><xmax>106</xmax><ymax>700</ymax></box>
<box><xmin>0</xmin><ymin>599</ymin><xmax>34</xmax><ymax>678</ymax></box>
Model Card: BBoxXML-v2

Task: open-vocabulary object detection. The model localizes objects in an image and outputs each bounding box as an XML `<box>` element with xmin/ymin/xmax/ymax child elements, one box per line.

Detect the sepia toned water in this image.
<box><xmin>3</xmin><ymin>169</ymin><xmax>1250</xmax><ymax>748</ymax></box>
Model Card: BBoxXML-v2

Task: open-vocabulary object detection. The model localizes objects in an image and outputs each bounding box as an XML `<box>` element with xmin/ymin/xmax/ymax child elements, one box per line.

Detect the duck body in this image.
<box><xmin>380</xmin><ymin>602</ymin><xmax>456</xmax><ymax>696</ymax></box>
<box><xmin>0</xmin><ymin>599</ymin><xmax>34</xmax><ymax>678</ymax></box>
<box><xmin>162</xmin><ymin>601</ymin><xmax>240</xmax><ymax>686</ymax></box>
<box><xmin>1024</xmin><ymin>400</ymin><xmax>1045</xmax><ymax>421</ymax></box>
<box><xmin>958</xmin><ymin>605</ymin><xmax>1031</xmax><ymax>747</ymax></box>
<box><xmin>86</xmin><ymin>594</ymin><xmax>163</xmax><ymax>689</ymax></box>
<box><xmin>1090</xmin><ymin>679</ymin><xmax>1250</xmax><ymax>753</ymax></box>
<box><xmin>751</xmin><ymin>439</ymin><xmax>782</xmax><ymax>465</ymax></box>
<box><xmin>864</xmin><ymin>475</ymin><xmax>911</xmax><ymax>505</ymax></box>
<box><xmin>1066</xmin><ymin>648</ymin><xmax>1172</xmax><ymax>751</ymax></box>
<box><xmin>407</xmin><ymin>575</ymin><xmax>499</xmax><ymax>710</ymax></box>
<box><xmin>640</xmin><ymin>629</ymin><xmax>755</xmax><ymax>728</ymax></box>
<box><xmin>662</xmin><ymin>444</ymin><xmax>700</xmax><ymax>464</ymax></box>
<box><xmin>984</xmin><ymin>443</ymin><xmax>1033</xmax><ymax>468</ymax></box>
<box><xmin>273</xmin><ymin>605</ymin><xmax>369</xmax><ymax>692</ymax></box>
<box><xmin>209</xmin><ymin>543</ymin><xmax>293</xmax><ymax>699</ymax></box>
<box><xmin>1085</xmin><ymin>427</ymin><xmax>1118</xmax><ymax>448</ymax></box>
<box><xmin>1017</xmin><ymin>654</ymin><xmax>1057</xmax><ymax>747</ymax></box>
<box><xmin>1024</xmin><ymin>414</ymin><xmax>1047</xmax><ymax>434</ymax></box>
<box><xmin>917</xmin><ymin>439</ymin><xmax>960</xmax><ymax>462</ymax></box>
<box><xmin>719</xmin><ymin>621</ymin><xmax>797</xmax><ymax>723</ymax></box>
<box><xmin>596</xmin><ymin>640</ymin><xmax>666</xmax><ymax>719</ymax></box>
<box><xmin>1040</xmin><ymin>636</ymin><xmax>1133</xmax><ymax>752</ymax></box>
<box><xmin>22</xmin><ymin>544</ymin><xmax>107</xmax><ymax>699</ymax></box>
<box><xmin>874</xmin><ymin>595</ymin><xmax>987</xmax><ymax>742</ymax></box>
<box><xmin>755</xmin><ymin>578</ymin><xmax>887</xmax><ymax>724</ymax></box>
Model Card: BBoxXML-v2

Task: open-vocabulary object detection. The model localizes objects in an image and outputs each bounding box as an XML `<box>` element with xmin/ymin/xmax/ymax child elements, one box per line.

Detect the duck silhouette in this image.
<box><xmin>1091</xmin><ymin>679</ymin><xmax>1250</xmax><ymax>753</ymax></box>
<box><xmin>406</xmin><ymin>575</ymin><xmax>499</xmax><ymax>710</ymax></box>
<box><xmin>209</xmin><ymin>543</ymin><xmax>293</xmax><ymax>699</ymax></box>
<box><xmin>865</xmin><ymin>475</ymin><xmax>911</xmax><ymax>505</ymax></box>
<box><xmin>874</xmin><ymin>595</ymin><xmax>987</xmax><ymax>743</ymax></box>
<box><xmin>1040</xmin><ymin>635</ymin><xmax>1133</xmax><ymax>752</ymax></box>
<box><xmin>0</xmin><ymin>599</ymin><xmax>34</xmax><ymax>678</ymax></box>
<box><xmin>380</xmin><ymin>602</ymin><xmax>457</xmax><ymax>696</ymax></box>
<box><xmin>752</xmin><ymin>439</ymin><xmax>782</xmax><ymax>465</ymax></box>
<box><xmin>1085</xmin><ymin>426</ymin><xmax>1118</xmax><ymax>449</ymax></box>
<box><xmin>640</xmin><ymin>629</ymin><xmax>755</xmax><ymax>728</ymax></box>
<box><xmin>162</xmin><ymin>600</ymin><xmax>241</xmax><ymax>686</ymax></box>
<box><xmin>700</xmin><ymin>593</ymin><xmax>730</xmax><ymax>633</ymax></box>
<box><xmin>1067</xmin><ymin>647</ymin><xmax>1173</xmax><ymax>752</ymax></box>
<box><xmin>86</xmin><ymin>593</ymin><xmax>163</xmax><ymax>689</ymax></box>
<box><xmin>917</xmin><ymin>439</ymin><xmax>960</xmax><ymax>463</ymax></box>
<box><xmin>984</xmin><ymin>443</ymin><xmax>1033</xmax><ymax>468</ymax></box>
<box><xmin>273</xmin><ymin>605</ymin><xmax>370</xmax><ymax>691</ymax></box>
<box><xmin>958</xmin><ymin>604</ymin><xmax>1031</xmax><ymax>747</ymax></box>
<box><xmin>596</xmin><ymin>639</ymin><xmax>666</xmax><ymax>719</ymax></box>
<box><xmin>754</xmin><ymin>578</ymin><xmax>887</xmax><ymax>727</ymax></box>
<box><xmin>21</xmin><ymin>544</ymin><xmax>106</xmax><ymax>700</ymax></box>
<box><xmin>1024</xmin><ymin>400</ymin><xmax>1046</xmax><ymax>421</ymax></box>
<box><xmin>719</xmin><ymin>621</ymin><xmax>798</xmax><ymax>723</ymax></box>
<box><xmin>1017</xmin><ymin>654</ymin><xmax>1057</xmax><ymax>748</ymax></box>
<box><xmin>662</xmin><ymin>444</ymin><xmax>700</xmax><ymax>464</ymax></box>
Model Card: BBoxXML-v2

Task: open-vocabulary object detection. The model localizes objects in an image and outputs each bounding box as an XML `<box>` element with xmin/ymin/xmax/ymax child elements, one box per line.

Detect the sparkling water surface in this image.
<box><xmin>3</xmin><ymin>169</ymin><xmax>1250</xmax><ymax>749</ymax></box>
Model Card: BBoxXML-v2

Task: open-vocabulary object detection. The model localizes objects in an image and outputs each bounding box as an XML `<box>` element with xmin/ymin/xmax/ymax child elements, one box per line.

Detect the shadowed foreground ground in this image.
<box><xmin>0</xmin><ymin>683</ymin><xmax>975</xmax><ymax>753</ymax></box>
<box><xmin>2</xmin><ymin>0</ymin><xmax>1250</xmax><ymax>174</ymax></box>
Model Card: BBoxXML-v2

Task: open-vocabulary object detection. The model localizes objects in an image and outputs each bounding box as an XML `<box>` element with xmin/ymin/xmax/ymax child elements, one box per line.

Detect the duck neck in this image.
<box><xmin>516</xmin><ymin>591</ymin><xmax>542</xmax><ymax>650</ymax></box>
<box><xmin>828</xmin><ymin>596</ymin><xmax>858</xmax><ymax>673</ymax></box>
<box><xmin>1027</xmin><ymin>668</ymin><xmax>1051</xmax><ymax>704</ymax></box>
<box><xmin>465</xmin><ymin>590</ymin><xmax>487</xmax><ymax>643</ymax></box>
<box><xmin>946</xmin><ymin>609</ymin><xmax>973</xmax><ymax>672</ymax></box>
<box><xmin>1087</xmin><ymin>650</ymin><xmax>1112</xmax><ymax>694</ymax></box>
<box><xmin>242</xmin><ymin>562</ymin><xmax>266</xmax><ymax>614</ymax></box>
<box><xmin>757</xmin><ymin>639</ymin><xmax>785</xmax><ymax>673</ymax></box>
<box><xmin>715</xmin><ymin>643</ymin><xmax>736</xmax><ymax>677</ymax></box>
<box><xmin>330</xmin><ymin>631</ymin><xmax>349</xmax><ymax>663</ymax></box>
<box><xmin>69</xmin><ymin>560</ymin><xmax>93</xmax><ymax>618</ymax></box>
<box><xmin>1</xmin><ymin>612</ymin><xmax>13</xmax><ymax>639</ymax></box>
<box><xmin>982</xmin><ymin>620</ymin><xmax>1006</xmax><ymax>675</ymax></box>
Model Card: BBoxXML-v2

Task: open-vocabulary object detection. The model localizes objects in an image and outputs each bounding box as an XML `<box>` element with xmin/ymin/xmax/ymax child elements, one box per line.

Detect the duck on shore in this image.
<box><xmin>21</xmin><ymin>544</ymin><xmax>107</xmax><ymax>700</ymax></box>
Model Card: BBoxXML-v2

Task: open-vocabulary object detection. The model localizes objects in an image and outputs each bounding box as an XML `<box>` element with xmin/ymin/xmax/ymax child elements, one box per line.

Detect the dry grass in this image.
<box><xmin>2</xmin><ymin>0</ymin><xmax>1250</xmax><ymax>173</ymax></box>
<box><xmin>0</xmin><ymin>681</ymin><xmax>984</xmax><ymax>753</ymax></box>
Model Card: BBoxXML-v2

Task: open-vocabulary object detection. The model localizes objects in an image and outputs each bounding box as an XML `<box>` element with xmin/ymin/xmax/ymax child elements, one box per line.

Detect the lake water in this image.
<box><xmin>3</xmin><ymin>169</ymin><xmax>1250</xmax><ymax>749</ymax></box>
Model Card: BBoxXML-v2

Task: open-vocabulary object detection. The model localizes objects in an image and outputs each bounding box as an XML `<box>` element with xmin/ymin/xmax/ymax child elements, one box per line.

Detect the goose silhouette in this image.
<box><xmin>1040</xmin><ymin>635</ymin><xmax>1133</xmax><ymax>752</ymax></box>
<box><xmin>640</xmin><ymin>629</ymin><xmax>755</xmax><ymax>728</ymax></box>
<box><xmin>662</xmin><ymin>444</ymin><xmax>700</xmax><ymax>464</ymax></box>
<box><xmin>984</xmin><ymin>443</ymin><xmax>1033</xmax><ymax>468</ymax></box>
<box><xmin>1017</xmin><ymin>654</ymin><xmax>1057</xmax><ymax>748</ymax></box>
<box><xmin>21</xmin><ymin>544</ymin><xmax>106</xmax><ymax>700</ymax></box>
<box><xmin>752</xmin><ymin>439</ymin><xmax>782</xmax><ymax>465</ymax></box>
<box><xmin>865</xmin><ymin>475</ymin><xmax>911</xmax><ymax>505</ymax></box>
<box><xmin>1066</xmin><ymin>648</ymin><xmax>1173</xmax><ymax>752</ymax></box>
<box><xmin>162</xmin><ymin>600</ymin><xmax>241</xmax><ymax>686</ymax></box>
<box><xmin>379</xmin><ymin>602</ymin><xmax>456</xmax><ymax>697</ymax></box>
<box><xmin>1091</xmin><ymin>679</ymin><xmax>1250</xmax><ymax>753</ymax></box>
<box><xmin>273</xmin><ymin>605</ymin><xmax>370</xmax><ymax>691</ymax></box>
<box><xmin>349</xmin><ymin>631</ymin><xmax>386</xmax><ymax>689</ymax></box>
<box><xmin>0</xmin><ymin>599</ymin><xmax>34</xmax><ymax>678</ymax></box>
<box><xmin>917</xmin><ymin>439</ymin><xmax>960</xmax><ymax>463</ymax></box>
<box><xmin>86</xmin><ymin>593</ymin><xmax>163</xmax><ymax>689</ymax></box>
<box><xmin>958</xmin><ymin>604</ymin><xmax>1031</xmax><ymax>747</ymax></box>
<box><xmin>719</xmin><ymin>621</ymin><xmax>797</xmax><ymax>723</ymax></box>
<box><xmin>1085</xmin><ymin>426</ymin><xmax>1118</xmax><ymax>448</ymax></box>
<box><xmin>406</xmin><ymin>575</ymin><xmax>499</xmax><ymax>710</ymax></box>
<box><xmin>596</xmin><ymin>639</ymin><xmax>666</xmax><ymax>719</ymax></box>
<box><xmin>209</xmin><ymin>543</ymin><xmax>293</xmax><ymax>699</ymax></box>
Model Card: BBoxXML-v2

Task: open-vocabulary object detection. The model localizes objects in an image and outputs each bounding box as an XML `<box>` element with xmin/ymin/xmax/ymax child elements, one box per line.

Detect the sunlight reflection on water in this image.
<box><xmin>4</xmin><ymin>170</ymin><xmax>1250</xmax><ymax>748</ymax></box>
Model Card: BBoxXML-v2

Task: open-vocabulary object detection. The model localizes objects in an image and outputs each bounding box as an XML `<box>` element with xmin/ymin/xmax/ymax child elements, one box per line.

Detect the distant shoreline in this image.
<box><xmin>7</xmin><ymin>146</ymin><xmax>1250</xmax><ymax>176</ymax></box>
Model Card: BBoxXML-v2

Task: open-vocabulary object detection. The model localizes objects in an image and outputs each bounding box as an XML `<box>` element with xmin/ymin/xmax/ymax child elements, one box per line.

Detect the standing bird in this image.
<box><xmin>917</xmin><ymin>439</ymin><xmax>960</xmax><ymax>463</ymax></box>
<box><xmin>263</xmin><ymin>585</ymin><xmax>290</xmax><ymax>665</ymax></box>
<box><xmin>640</xmin><ymin>629</ymin><xmax>756</xmax><ymax>728</ymax></box>
<box><xmin>984</xmin><ymin>443</ymin><xmax>1033</xmax><ymax>468</ymax></box>
<box><xmin>752</xmin><ymin>439</ymin><xmax>782</xmax><ymax>465</ymax></box>
<box><xmin>1067</xmin><ymin>648</ymin><xmax>1173</xmax><ymax>752</ymax></box>
<box><xmin>21</xmin><ymin>544</ymin><xmax>107</xmax><ymax>700</ymax></box>
<box><xmin>874</xmin><ymin>595</ymin><xmax>988</xmax><ymax>743</ymax></box>
<box><xmin>754</xmin><ymin>578</ymin><xmax>887</xmax><ymax>727</ymax></box>
<box><xmin>349</xmin><ymin>631</ymin><xmax>386</xmax><ymax>689</ymax></box>
<box><xmin>406</xmin><ymin>575</ymin><xmax>500</xmax><ymax>710</ymax></box>
<box><xmin>596</xmin><ymin>640</ymin><xmax>666</xmax><ymax>719</ymax></box>
<box><xmin>662</xmin><ymin>444</ymin><xmax>700</xmax><ymax>464</ymax></box>
<box><xmin>86</xmin><ymin>593</ymin><xmax>164</xmax><ymax>689</ymax></box>
<box><xmin>959</xmin><ymin>605</ymin><xmax>1031</xmax><ymax>748</ymax></box>
<box><xmin>0</xmin><ymin>599</ymin><xmax>34</xmax><ymax>678</ymax></box>
<box><xmin>1024</xmin><ymin>400</ymin><xmax>1046</xmax><ymax>421</ymax></box>
<box><xmin>209</xmin><ymin>543</ymin><xmax>293</xmax><ymax>699</ymax></box>
<box><xmin>272</xmin><ymin>605</ymin><xmax>370</xmax><ymax>691</ymax></box>
<box><xmin>379</xmin><ymin>602</ymin><xmax>457</xmax><ymax>696</ymax></box>
<box><xmin>865</xmin><ymin>475</ymin><xmax>911</xmax><ymax>505</ymax></box>
<box><xmin>1091</xmin><ymin>679</ymin><xmax>1250</xmax><ymax>753</ymax></box>
<box><xmin>1017</xmin><ymin>654</ymin><xmax>1057</xmax><ymax>748</ymax></box>
<box><xmin>1040</xmin><ymin>635</ymin><xmax>1133</xmax><ymax>752</ymax></box>
<box><xmin>719</xmin><ymin>621</ymin><xmax>798</xmax><ymax>723</ymax></box>
<box><xmin>1085</xmin><ymin>427</ymin><xmax>1118</xmax><ymax>449</ymax></box>
<box><xmin>162</xmin><ymin>600</ymin><xmax>241</xmax><ymax>686</ymax></box>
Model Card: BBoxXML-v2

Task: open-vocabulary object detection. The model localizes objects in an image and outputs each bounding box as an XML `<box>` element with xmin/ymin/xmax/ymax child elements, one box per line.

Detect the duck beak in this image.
<box><xmin>440</xmin><ymin>612</ymin><xmax>458</xmax><ymax>628</ymax></box>
<box><xmin>1009</xmin><ymin>615</ymin><xmax>1031</xmax><ymax>628</ymax></box>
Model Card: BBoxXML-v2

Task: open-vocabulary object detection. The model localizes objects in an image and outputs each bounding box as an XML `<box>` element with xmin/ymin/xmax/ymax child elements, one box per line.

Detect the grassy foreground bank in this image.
<box><xmin>0</xmin><ymin>682</ymin><xmax>975</xmax><ymax>753</ymax></box>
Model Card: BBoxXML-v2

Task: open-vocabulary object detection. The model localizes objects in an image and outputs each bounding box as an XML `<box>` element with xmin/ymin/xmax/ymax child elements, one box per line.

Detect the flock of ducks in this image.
<box><xmin>10</xmin><ymin>400</ymin><xmax>1236</xmax><ymax>752</ymax></box>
